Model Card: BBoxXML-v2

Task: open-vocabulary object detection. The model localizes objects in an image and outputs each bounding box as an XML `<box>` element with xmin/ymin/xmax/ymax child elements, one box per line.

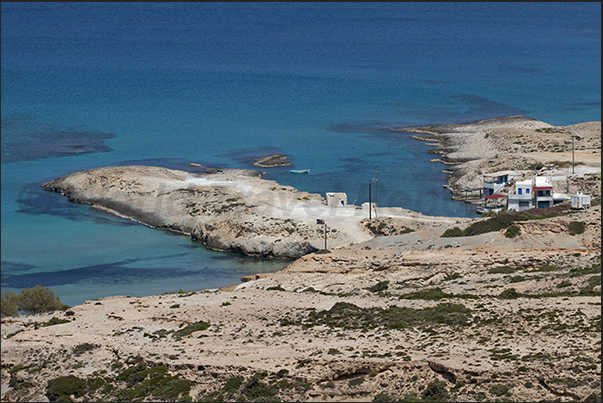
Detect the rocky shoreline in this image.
<box><xmin>2</xmin><ymin>202</ymin><xmax>600</xmax><ymax>402</ymax></box>
<box><xmin>392</xmin><ymin>116</ymin><xmax>602</xmax><ymax>199</ymax></box>
<box><xmin>2</xmin><ymin>116</ymin><xmax>601</xmax><ymax>402</ymax></box>
<box><xmin>41</xmin><ymin>166</ymin><xmax>333</xmax><ymax>259</ymax></box>
<box><xmin>41</xmin><ymin>165</ymin><xmax>460</xmax><ymax>260</ymax></box>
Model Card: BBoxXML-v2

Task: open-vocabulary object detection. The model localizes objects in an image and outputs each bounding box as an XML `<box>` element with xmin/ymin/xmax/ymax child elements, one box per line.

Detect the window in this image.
<box><xmin>518</xmin><ymin>188</ymin><xmax>522</xmax><ymax>195</ymax></box>
<box><xmin>526</xmin><ymin>188</ymin><xmax>530</xmax><ymax>194</ymax></box>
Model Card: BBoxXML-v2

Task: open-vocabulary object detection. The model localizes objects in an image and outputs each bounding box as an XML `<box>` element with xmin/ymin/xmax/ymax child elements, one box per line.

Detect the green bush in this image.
<box><xmin>464</xmin><ymin>213</ymin><xmax>515</xmax><ymax>237</ymax></box>
<box><xmin>223</xmin><ymin>376</ymin><xmax>244</xmax><ymax>394</ymax></box>
<box><xmin>441</xmin><ymin>227</ymin><xmax>464</xmax><ymax>238</ymax></box>
<box><xmin>173</xmin><ymin>320</ymin><xmax>210</xmax><ymax>339</ymax></box>
<box><xmin>568</xmin><ymin>221</ymin><xmax>586</xmax><ymax>235</ymax></box>
<box><xmin>367</xmin><ymin>280</ymin><xmax>389</xmax><ymax>293</ymax></box>
<box><xmin>504</xmin><ymin>225</ymin><xmax>521</xmax><ymax>238</ymax></box>
<box><xmin>400</xmin><ymin>288</ymin><xmax>450</xmax><ymax>300</ymax></box>
<box><xmin>497</xmin><ymin>288</ymin><xmax>522</xmax><ymax>299</ymax></box>
<box><xmin>421</xmin><ymin>379</ymin><xmax>450</xmax><ymax>402</ymax></box>
<box><xmin>15</xmin><ymin>285</ymin><xmax>70</xmax><ymax>315</ymax></box>
<box><xmin>1</xmin><ymin>290</ymin><xmax>19</xmax><ymax>317</ymax></box>
<box><xmin>301</xmin><ymin>301</ymin><xmax>472</xmax><ymax>331</ymax></box>
<box><xmin>86</xmin><ymin>377</ymin><xmax>105</xmax><ymax>391</ymax></box>
<box><xmin>242</xmin><ymin>375</ymin><xmax>278</xmax><ymax>400</ymax></box>
<box><xmin>43</xmin><ymin>317</ymin><xmax>71</xmax><ymax>327</ymax></box>
<box><xmin>373</xmin><ymin>392</ymin><xmax>395</xmax><ymax>402</ymax></box>
<box><xmin>46</xmin><ymin>375</ymin><xmax>87</xmax><ymax>402</ymax></box>
<box><xmin>73</xmin><ymin>343</ymin><xmax>100</xmax><ymax>356</ymax></box>
<box><xmin>275</xmin><ymin>369</ymin><xmax>289</xmax><ymax>378</ymax></box>
<box><xmin>152</xmin><ymin>375</ymin><xmax>192</xmax><ymax>400</ymax></box>
<box><xmin>489</xmin><ymin>384</ymin><xmax>510</xmax><ymax>397</ymax></box>
<box><xmin>348</xmin><ymin>376</ymin><xmax>365</xmax><ymax>387</ymax></box>
<box><xmin>488</xmin><ymin>266</ymin><xmax>518</xmax><ymax>274</ymax></box>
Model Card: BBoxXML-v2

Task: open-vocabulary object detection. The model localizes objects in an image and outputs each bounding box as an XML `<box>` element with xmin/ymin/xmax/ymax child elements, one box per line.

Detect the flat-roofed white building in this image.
<box><xmin>482</xmin><ymin>170</ymin><xmax>518</xmax><ymax>196</ymax></box>
<box><xmin>571</xmin><ymin>193</ymin><xmax>591</xmax><ymax>209</ymax></box>
<box><xmin>533</xmin><ymin>176</ymin><xmax>554</xmax><ymax>208</ymax></box>
<box><xmin>507</xmin><ymin>179</ymin><xmax>533</xmax><ymax>211</ymax></box>
<box><xmin>326</xmin><ymin>192</ymin><xmax>347</xmax><ymax>207</ymax></box>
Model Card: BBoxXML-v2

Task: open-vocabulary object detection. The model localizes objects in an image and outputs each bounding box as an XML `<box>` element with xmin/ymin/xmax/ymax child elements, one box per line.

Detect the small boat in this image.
<box><xmin>290</xmin><ymin>169</ymin><xmax>310</xmax><ymax>174</ymax></box>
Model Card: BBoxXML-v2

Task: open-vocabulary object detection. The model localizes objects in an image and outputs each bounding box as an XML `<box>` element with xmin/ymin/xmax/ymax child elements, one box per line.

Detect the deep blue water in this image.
<box><xmin>2</xmin><ymin>2</ymin><xmax>600</xmax><ymax>307</ymax></box>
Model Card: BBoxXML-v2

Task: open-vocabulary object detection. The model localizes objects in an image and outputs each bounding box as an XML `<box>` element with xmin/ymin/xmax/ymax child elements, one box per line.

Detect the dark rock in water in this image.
<box><xmin>253</xmin><ymin>154</ymin><xmax>291</xmax><ymax>168</ymax></box>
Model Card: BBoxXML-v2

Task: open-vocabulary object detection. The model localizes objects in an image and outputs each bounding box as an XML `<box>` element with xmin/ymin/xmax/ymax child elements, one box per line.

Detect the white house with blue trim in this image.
<box><xmin>507</xmin><ymin>179</ymin><xmax>534</xmax><ymax>211</ymax></box>
<box><xmin>482</xmin><ymin>170</ymin><xmax>518</xmax><ymax>197</ymax></box>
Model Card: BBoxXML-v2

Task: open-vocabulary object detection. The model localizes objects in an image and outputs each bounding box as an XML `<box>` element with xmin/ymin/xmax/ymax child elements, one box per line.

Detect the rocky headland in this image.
<box><xmin>40</xmin><ymin>165</ymin><xmax>460</xmax><ymax>259</ymax></box>
<box><xmin>2</xmin><ymin>116</ymin><xmax>601</xmax><ymax>402</ymax></box>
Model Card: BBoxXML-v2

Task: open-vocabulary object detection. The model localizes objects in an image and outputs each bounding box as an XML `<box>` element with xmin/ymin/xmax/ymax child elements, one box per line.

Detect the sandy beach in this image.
<box><xmin>2</xmin><ymin>116</ymin><xmax>600</xmax><ymax>402</ymax></box>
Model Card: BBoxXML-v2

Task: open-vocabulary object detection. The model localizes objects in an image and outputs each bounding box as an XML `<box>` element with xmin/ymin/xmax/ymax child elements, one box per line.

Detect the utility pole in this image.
<box><xmin>375</xmin><ymin>168</ymin><xmax>379</xmax><ymax>208</ymax></box>
<box><xmin>375</xmin><ymin>168</ymin><xmax>379</xmax><ymax>217</ymax></box>
<box><xmin>572</xmin><ymin>135</ymin><xmax>575</xmax><ymax>174</ymax></box>
<box><xmin>368</xmin><ymin>180</ymin><xmax>372</xmax><ymax>221</ymax></box>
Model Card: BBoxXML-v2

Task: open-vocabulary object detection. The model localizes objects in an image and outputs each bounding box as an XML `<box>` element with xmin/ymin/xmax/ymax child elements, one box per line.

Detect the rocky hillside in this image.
<box><xmin>2</xmin><ymin>204</ymin><xmax>600</xmax><ymax>402</ymax></box>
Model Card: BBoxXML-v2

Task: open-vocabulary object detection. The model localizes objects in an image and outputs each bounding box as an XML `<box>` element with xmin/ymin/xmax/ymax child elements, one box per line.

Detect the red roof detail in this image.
<box><xmin>484</xmin><ymin>194</ymin><xmax>507</xmax><ymax>199</ymax></box>
<box><xmin>532</xmin><ymin>186</ymin><xmax>553</xmax><ymax>190</ymax></box>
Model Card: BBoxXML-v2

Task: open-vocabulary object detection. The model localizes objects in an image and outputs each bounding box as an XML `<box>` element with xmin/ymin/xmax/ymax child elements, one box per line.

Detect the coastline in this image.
<box><xmin>392</xmin><ymin>116</ymin><xmax>601</xmax><ymax>199</ymax></box>
<box><xmin>2</xmin><ymin>116</ymin><xmax>601</xmax><ymax>402</ymax></box>
<box><xmin>41</xmin><ymin>165</ymin><xmax>466</xmax><ymax>260</ymax></box>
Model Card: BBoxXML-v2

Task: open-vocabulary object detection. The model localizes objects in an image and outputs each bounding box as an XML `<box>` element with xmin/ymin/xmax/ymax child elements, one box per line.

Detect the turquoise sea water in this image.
<box><xmin>2</xmin><ymin>2</ymin><xmax>600</xmax><ymax>307</ymax></box>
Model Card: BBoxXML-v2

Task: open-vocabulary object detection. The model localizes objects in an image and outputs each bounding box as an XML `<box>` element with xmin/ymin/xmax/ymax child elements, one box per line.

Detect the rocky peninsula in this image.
<box><xmin>2</xmin><ymin>116</ymin><xmax>601</xmax><ymax>402</ymax></box>
<box><xmin>40</xmin><ymin>165</ymin><xmax>458</xmax><ymax>259</ymax></box>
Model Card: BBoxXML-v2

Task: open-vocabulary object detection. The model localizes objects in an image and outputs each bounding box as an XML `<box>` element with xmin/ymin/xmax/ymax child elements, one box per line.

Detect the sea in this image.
<box><xmin>1</xmin><ymin>2</ymin><xmax>600</xmax><ymax>307</ymax></box>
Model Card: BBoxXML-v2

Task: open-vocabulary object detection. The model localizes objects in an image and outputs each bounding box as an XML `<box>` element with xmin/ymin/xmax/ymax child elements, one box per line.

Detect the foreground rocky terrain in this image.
<box><xmin>2</xmin><ymin>203</ymin><xmax>600</xmax><ymax>402</ymax></box>
<box><xmin>2</xmin><ymin>116</ymin><xmax>600</xmax><ymax>402</ymax></box>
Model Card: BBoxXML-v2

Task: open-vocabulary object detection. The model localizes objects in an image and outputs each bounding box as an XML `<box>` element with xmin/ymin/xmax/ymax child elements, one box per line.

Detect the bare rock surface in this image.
<box><xmin>253</xmin><ymin>153</ymin><xmax>292</xmax><ymax>167</ymax></box>
<box><xmin>2</xmin><ymin>204</ymin><xmax>600</xmax><ymax>402</ymax></box>
<box><xmin>395</xmin><ymin>116</ymin><xmax>601</xmax><ymax>198</ymax></box>
<box><xmin>41</xmin><ymin>165</ymin><xmax>462</xmax><ymax>259</ymax></box>
<box><xmin>3</xmin><ymin>117</ymin><xmax>601</xmax><ymax>402</ymax></box>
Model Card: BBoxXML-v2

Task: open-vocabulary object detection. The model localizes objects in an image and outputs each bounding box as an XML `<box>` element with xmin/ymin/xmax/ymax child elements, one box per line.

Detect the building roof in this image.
<box><xmin>533</xmin><ymin>186</ymin><xmax>553</xmax><ymax>190</ymax></box>
<box><xmin>484</xmin><ymin>194</ymin><xmax>507</xmax><ymax>199</ymax></box>
<box><xmin>483</xmin><ymin>170</ymin><xmax>517</xmax><ymax>177</ymax></box>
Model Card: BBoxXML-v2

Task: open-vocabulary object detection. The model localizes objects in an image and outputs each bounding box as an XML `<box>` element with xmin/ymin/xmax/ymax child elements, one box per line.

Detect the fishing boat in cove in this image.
<box><xmin>290</xmin><ymin>169</ymin><xmax>310</xmax><ymax>174</ymax></box>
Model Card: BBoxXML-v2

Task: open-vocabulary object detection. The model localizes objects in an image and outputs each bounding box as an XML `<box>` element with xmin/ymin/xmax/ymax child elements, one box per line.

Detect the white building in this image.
<box><xmin>507</xmin><ymin>179</ymin><xmax>534</xmax><ymax>211</ymax></box>
<box><xmin>326</xmin><ymin>192</ymin><xmax>347</xmax><ymax>207</ymax></box>
<box><xmin>507</xmin><ymin>175</ymin><xmax>559</xmax><ymax>212</ymax></box>
<box><xmin>532</xmin><ymin>176</ymin><xmax>554</xmax><ymax>209</ymax></box>
<box><xmin>571</xmin><ymin>193</ymin><xmax>591</xmax><ymax>209</ymax></box>
<box><xmin>482</xmin><ymin>170</ymin><xmax>518</xmax><ymax>197</ymax></box>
